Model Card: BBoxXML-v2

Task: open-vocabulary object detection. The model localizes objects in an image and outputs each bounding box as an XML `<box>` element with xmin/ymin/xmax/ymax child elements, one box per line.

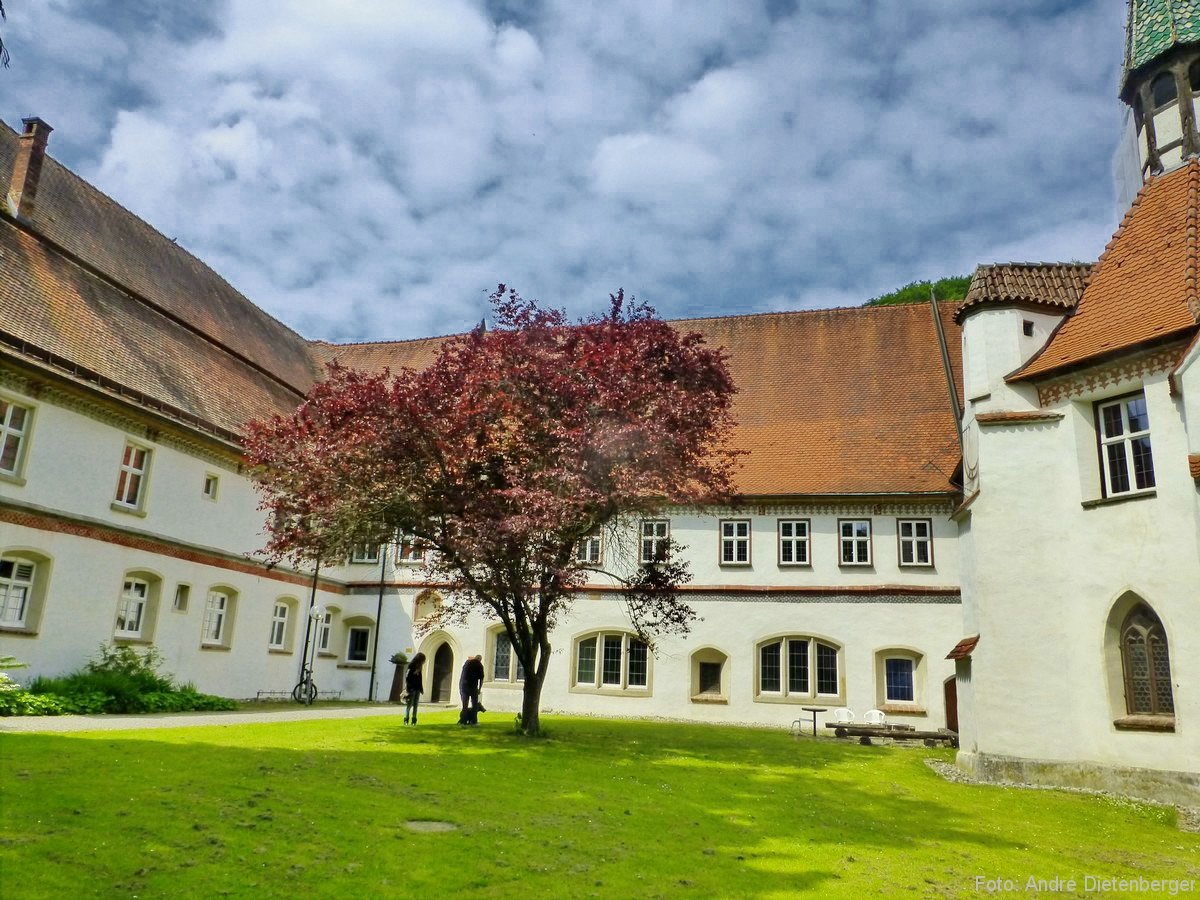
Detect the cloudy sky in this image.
<box><xmin>3</xmin><ymin>0</ymin><xmax>1130</xmax><ymax>342</ymax></box>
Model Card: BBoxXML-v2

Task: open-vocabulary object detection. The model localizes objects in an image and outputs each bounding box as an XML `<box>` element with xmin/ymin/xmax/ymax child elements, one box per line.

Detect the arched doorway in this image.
<box><xmin>431</xmin><ymin>642</ymin><xmax>454</xmax><ymax>702</ymax></box>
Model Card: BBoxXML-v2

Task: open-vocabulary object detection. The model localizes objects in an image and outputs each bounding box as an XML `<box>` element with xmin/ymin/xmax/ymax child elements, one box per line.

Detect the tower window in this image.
<box><xmin>1150</xmin><ymin>71</ymin><xmax>1177</xmax><ymax>109</ymax></box>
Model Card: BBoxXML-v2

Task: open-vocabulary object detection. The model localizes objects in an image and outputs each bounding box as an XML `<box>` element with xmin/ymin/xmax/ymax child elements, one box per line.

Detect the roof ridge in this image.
<box><xmin>672</xmin><ymin>301</ymin><xmax>957</xmax><ymax>327</ymax></box>
<box><xmin>313</xmin><ymin>332</ymin><xmax>462</xmax><ymax>349</ymax></box>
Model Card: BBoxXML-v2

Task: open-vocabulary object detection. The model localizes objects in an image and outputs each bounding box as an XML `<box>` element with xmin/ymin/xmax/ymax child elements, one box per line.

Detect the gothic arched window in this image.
<box><xmin>1151</xmin><ymin>72</ymin><xmax>1178</xmax><ymax>110</ymax></box>
<box><xmin>1120</xmin><ymin>604</ymin><xmax>1174</xmax><ymax>716</ymax></box>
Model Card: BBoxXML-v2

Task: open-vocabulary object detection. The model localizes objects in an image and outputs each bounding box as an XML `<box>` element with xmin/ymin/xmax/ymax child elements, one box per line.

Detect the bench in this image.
<box><xmin>254</xmin><ymin>689</ymin><xmax>344</xmax><ymax>702</ymax></box>
<box><xmin>825</xmin><ymin>723</ymin><xmax>958</xmax><ymax>748</ymax></box>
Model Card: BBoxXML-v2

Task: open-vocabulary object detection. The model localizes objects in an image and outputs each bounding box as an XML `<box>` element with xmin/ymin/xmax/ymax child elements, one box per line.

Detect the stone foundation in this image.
<box><xmin>955</xmin><ymin>751</ymin><xmax>1200</xmax><ymax>807</ymax></box>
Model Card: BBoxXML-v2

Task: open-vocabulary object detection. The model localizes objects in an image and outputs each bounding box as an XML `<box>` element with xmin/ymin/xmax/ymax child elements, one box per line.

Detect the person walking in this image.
<box><xmin>458</xmin><ymin>654</ymin><xmax>485</xmax><ymax>726</ymax></box>
<box><xmin>403</xmin><ymin>653</ymin><xmax>426</xmax><ymax>725</ymax></box>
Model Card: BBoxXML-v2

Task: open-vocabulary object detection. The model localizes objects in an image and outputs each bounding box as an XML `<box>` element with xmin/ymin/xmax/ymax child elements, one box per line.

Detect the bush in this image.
<box><xmin>9</xmin><ymin>643</ymin><xmax>237</xmax><ymax>716</ymax></box>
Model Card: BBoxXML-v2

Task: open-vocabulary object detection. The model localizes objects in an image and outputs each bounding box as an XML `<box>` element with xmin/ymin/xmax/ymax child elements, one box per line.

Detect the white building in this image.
<box><xmin>1</xmin><ymin>0</ymin><xmax>1196</xmax><ymax>805</ymax></box>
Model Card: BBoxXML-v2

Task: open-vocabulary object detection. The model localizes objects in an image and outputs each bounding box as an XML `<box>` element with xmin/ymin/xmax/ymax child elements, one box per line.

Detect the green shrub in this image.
<box><xmin>0</xmin><ymin>689</ymin><xmax>67</xmax><ymax>716</ymax></box>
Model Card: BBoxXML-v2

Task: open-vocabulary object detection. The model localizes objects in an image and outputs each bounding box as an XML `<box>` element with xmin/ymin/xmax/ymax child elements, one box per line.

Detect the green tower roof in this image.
<box><xmin>1125</xmin><ymin>0</ymin><xmax>1200</xmax><ymax>83</ymax></box>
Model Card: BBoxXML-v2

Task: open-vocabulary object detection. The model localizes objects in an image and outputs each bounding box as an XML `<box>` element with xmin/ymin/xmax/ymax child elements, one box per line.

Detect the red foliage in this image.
<box><xmin>244</xmin><ymin>287</ymin><xmax>740</xmax><ymax>730</ymax></box>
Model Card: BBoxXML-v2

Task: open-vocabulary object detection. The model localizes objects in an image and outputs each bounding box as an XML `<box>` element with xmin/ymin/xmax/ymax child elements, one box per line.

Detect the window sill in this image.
<box><xmin>199</xmin><ymin>643</ymin><xmax>231</xmax><ymax>652</ymax></box>
<box><xmin>110</xmin><ymin>502</ymin><xmax>148</xmax><ymax>518</ymax></box>
<box><xmin>338</xmin><ymin>662</ymin><xmax>370</xmax><ymax>669</ymax></box>
<box><xmin>1113</xmin><ymin>714</ymin><xmax>1175</xmax><ymax>733</ymax></box>
<box><xmin>0</xmin><ymin>471</ymin><xmax>27</xmax><ymax>487</ymax></box>
<box><xmin>719</xmin><ymin>562</ymin><xmax>752</xmax><ymax>568</ymax></box>
<box><xmin>690</xmin><ymin>694</ymin><xmax>727</xmax><ymax>704</ymax></box>
<box><xmin>878</xmin><ymin>704</ymin><xmax>927</xmax><ymax>716</ymax></box>
<box><xmin>569</xmin><ymin>685</ymin><xmax>652</xmax><ymax>698</ymax></box>
<box><xmin>1081</xmin><ymin>490</ymin><xmax>1156</xmax><ymax>510</ymax></box>
<box><xmin>113</xmin><ymin>635</ymin><xmax>152</xmax><ymax>645</ymax></box>
<box><xmin>838</xmin><ymin>564</ymin><xmax>873</xmax><ymax>570</ymax></box>
<box><xmin>754</xmin><ymin>695</ymin><xmax>845</xmax><ymax>706</ymax></box>
<box><xmin>0</xmin><ymin>624</ymin><xmax>38</xmax><ymax>637</ymax></box>
<box><xmin>898</xmin><ymin>564</ymin><xmax>935</xmax><ymax>570</ymax></box>
<box><xmin>268</xmin><ymin>647</ymin><xmax>292</xmax><ymax>655</ymax></box>
<box><xmin>777</xmin><ymin>563</ymin><xmax>812</xmax><ymax>569</ymax></box>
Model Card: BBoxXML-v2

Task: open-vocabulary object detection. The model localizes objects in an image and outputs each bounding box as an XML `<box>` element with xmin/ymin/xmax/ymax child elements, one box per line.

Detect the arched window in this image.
<box><xmin>572</xmin><ymin>630</ymin><xmax>649</xmax><ymax>693</ymax></box>
<box><xmin>1151</xmin><ymin>72</ymin><xmax>1177</xmax><ymax>109</ymax></box>
<box><xmin>755</xmin><ymin>635</ymin><xmax>843</xmax><ymax>702</ymax></box>
<box><xmin>115</xmin><ymin>572</ymin><xmax>162</xmax><ymax>640</ymax></box>
<box><xmin>1120</xmin><ymin>604</ymin><xmax>1174</xmax><ymax>716</ymax></box>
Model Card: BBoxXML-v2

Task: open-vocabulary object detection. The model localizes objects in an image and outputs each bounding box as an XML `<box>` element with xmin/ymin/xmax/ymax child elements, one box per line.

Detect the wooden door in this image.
<box><xmin>944</xmin><ymin>676</ymin><xmax>959</xmax><ymax>733</ymax></box>
<box><xmin>431</xmin><ymin>643</ymin><xmax>454</xmax><ymax>702</ymax></box>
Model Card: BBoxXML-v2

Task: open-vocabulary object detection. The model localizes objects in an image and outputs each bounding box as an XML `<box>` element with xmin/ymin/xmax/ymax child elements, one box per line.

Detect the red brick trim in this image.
<box><xmin>0</xmin><ymin>503</ymin><xmax>346</xmax><ymax>594</ymax></box>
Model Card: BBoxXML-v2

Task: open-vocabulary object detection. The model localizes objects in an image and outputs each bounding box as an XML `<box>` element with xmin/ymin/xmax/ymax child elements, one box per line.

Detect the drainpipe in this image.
<box><xmin>929</xmin><ymin>285</ymin><xmax>964</xmax><ymax>457</ymax></box>
<box><xmin>298</xmin><ymin>558</ymin><xmax>321</xmax><ymax>684</ymax></box>
<box><xmin>368</xmin><ymin>544</ymin><xmax>388</xmax><ymax>701</ymax></box>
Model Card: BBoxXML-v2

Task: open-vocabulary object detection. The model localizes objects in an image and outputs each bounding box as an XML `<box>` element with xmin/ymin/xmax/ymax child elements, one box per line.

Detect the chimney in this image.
<box><xmin>6</xmin><ymin>117</ymin><xmax>53</xmax><ymax>218</ymax></box>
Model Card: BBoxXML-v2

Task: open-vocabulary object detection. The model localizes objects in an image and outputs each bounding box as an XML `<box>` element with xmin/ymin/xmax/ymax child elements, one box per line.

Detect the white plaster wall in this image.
<box><xmin>958</xmin><ymin>370</ymin><xmax>1199</xmax><ymax>774</ymax></box>
<box><xmin>418</xmin><ymin>593</ymin><xmax>962</xmax><ymax>731</ymax></box>
<box><xmin>960</xmin><ymin>308</ymin><xmax>1064</xmax><ymax>413</ymax></box>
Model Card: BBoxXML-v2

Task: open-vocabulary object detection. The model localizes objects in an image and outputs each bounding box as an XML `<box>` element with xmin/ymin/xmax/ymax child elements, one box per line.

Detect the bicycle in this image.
<box><xmin>292</xmin><ymin>665</ymin><xmax>317</xmax><ymax>705</ymax></box>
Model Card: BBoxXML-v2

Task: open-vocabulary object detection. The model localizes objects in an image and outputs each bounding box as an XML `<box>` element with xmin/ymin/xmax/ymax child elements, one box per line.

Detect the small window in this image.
<box><xmin>202</xmin><ymin>474</ymin><xmax>219</xmax><ymax>500</ymax></box>
<box><xmin>640</xmin><ymin>520</ymin><xmax>669</xmax><ymax>564</ymax></box>
<box><xmin>318</xmin><ymin>610</ymin><xmax>335</xmax><ymax>652</ymax></box>
<box><xmin>897</xmin><ymin>519</ymin><xmax>933</xmax><ymax>567</ymax></box>
<box><xmin>346</xmin><ymin>626</ymin><xmax>371</xmax><ymax>663</ymax></box>
<box><xmin>114</xmin><ymin>443</ymin><xmax>151</xmax><ymax>510</ymax></box>
<box><xmin>1097</xmin><ymin>393</ymin><xmax>1155</xmax><ymax>496</ymax></box>
<box><xmin>1151</xmin><ymin>71</ymin><xmax>1177</xmax><ymax>109</ymax></box>
<box><xmin>395</xmin><ymin>534</ymin><xmax>426</xmax><ymax>564</ymax></box>
<box><xmin>1120</xmin><ymin>604</ymin><xmax>1174</xmax><ymax>716</ymax></box>
<box><xmin>201</xmin><ymin>589</ymin><xmax>233</xmax><ymax>646</ymax></box>
<box><xmin>173</xmin><ymin>584</ymin><xmax>190</xmax><ymax>613</ymax></box>
<box><xmin>575</xmin><ymin>531</ymin><xmax>602</xmax><ymax>566</ymax></box>
<box><xmin>0</xmin><ymin>557</ymin><xmax>36</xmax><ymax>627</ymax></box>
<box><xmin>719</xmin><ymin>519</ymin><xmax>751</xmax><ymax>566</ymax></box>
<box><xmin>778</xmin><ymin>519</ymin><xmax>810</xmax><ymax>566</ymax></box>
<box><xmin>885</xmin><ymin>658</ymin><xmax>915</xmax><ymax>702</ymax></box>
<box><xmin>269</xmin><ymin>603</ymin><xmax>289</xmax><ymax>649</ymax></box>
<box><xmin>1022</xmin><ymin>320</ymin><xmax>1034</xmax><ymax>337</ymax></box>
<box><xmin>698</xmin><ymin>662</ymin><xmax>722</xmax><ymax>695</ymax></box>
<box><xmin>839</xmin><ymin>519</ymin><xmax>872</xmax><ymax>566</ymax></box>
<box><xmin>0</xmin><ymin>397</ymin><xmax>32</xmax><ymax>478</ymax></box>
<box><xmin>350</xmin><ymin>543</ymin><xmax>380</xmax><ymax>565</ymax></box>
<box><xmin>574</xmin><ymin>631</ymin><xmax>649</xmax><ymax>692</ymax></box>
<box><xmin>491</xmin><ymin>630</ymin><xmax>526</xmax><ymax>682</ymax></box>
<box><xmin>114</xmin><ymin>577</ymin><xmax>150</xmax><ymax>638</ymax></box>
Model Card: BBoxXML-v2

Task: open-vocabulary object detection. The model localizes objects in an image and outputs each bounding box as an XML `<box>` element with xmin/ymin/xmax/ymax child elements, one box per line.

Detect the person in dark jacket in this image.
<box><xmin>403</xmin><ymin>653</ymin><xmax>426</xmax><ymax>725</ymax></box>
<box><xmin>458</xmin><ymin>654</ymin><xmax>485</xmax><ymax>726</ymax></box>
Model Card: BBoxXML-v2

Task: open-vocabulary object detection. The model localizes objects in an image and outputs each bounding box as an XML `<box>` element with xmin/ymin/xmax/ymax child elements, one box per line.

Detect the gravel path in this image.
<box><xmin>0</xmin><ymin>704</ymin><xmax>410</xmax><ymax>733</ymax></box>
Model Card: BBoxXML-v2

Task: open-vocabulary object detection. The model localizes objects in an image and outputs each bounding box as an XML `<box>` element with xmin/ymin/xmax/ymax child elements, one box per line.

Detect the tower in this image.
<box><xmin>1122</xmin><ymin>0</ymin><xmax>1200</xmax><ymax>179</ymax></box>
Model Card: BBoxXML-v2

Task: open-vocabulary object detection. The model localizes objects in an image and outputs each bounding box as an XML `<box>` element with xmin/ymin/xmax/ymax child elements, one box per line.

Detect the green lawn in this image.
<box><xmin>1</xmin><ymin>711</ymin><xmax>1196</xmax><ymax>898</ymax></box>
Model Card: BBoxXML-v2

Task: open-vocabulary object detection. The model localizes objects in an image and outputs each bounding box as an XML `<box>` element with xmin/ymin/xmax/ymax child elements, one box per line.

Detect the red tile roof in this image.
<box><xmin>975</xmin><ymin>410</ymin><xmax>1064</xmax><ymax>425</ymax></box>
<box><xmin>946</xmin><ymin>634</ymin><xmax>979</xmax><ymax>659</ymax></box>
<box><xmin>1190</xmin><ymin>453</ymin><xmax>1200</xmax><ymax>480</ymax></box>
<box><xmin>955</xmin><ymin>262</ymin><xmax>1091</xmax><ymax>322</ymax></box>
<box><xmin>1014</xmin><ymin>163</ymin><xmax>1200</xmax><ymax>381</ymax></box>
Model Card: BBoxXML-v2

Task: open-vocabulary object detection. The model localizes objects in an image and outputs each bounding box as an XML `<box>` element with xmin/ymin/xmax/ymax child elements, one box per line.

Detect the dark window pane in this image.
<box><xmin>1151</xmin><ymin>71</ymin><xmax>1177</xmax><ymax>108</ymax></box>
<box><xmin>885</xmin><ymin>658</ymin><xmax>914</xmax><ymax>702</ymax></box>
<box><xmin>1150</xmin><ymin>638</ymin><xmax>1174</xmax><ymax>713</ymax></box>
<box><xmin>901</xmin><ymin>543</ymin><xmax>913</xmax><ymax>564</ymax></box>
<box><xmin>781</xmin><ymin>542</ymin><xmax>794</xmax><ymax>563</ymax></box>
<box><xmin>1131</xmin><ymin>437</ymin><xmax>1155</xmax><ymax>489</ymax></box>
<box><xmin>817</xmin><ymin>643</ymin><xmax>838</xmax><ymax>694</ymax></box>
<box><xmin>494</xmin><ymin>634</ymin><xmax>511</xmax><ymax>680</ymax></box>
<box><xmin>699</xmin><ymin>661</ymin><xmax>721</xmax><ymax>694</ymax></box>
<box><xmin>577</xmin><ymin>637</ymin><xmax>596</xmax><ymax>684</ymax></box>
<box><xmin>1102</xmin><ymin>404</ymin><xmax>1123</xmax><ymax>438</ymax></box>
<box><xmin>1107</xmin><ymin>444</ymin><xmax>1130</xmax><ymax>493</ymax></box>
<box><xmin>627</xmin><ymin>639</ymin><xmax>647</xmax><ymax>687</ymax></box>
<box><xmin>760</xmin><ymin>642</ymin><xmax>781</xmax><ymax>692</ymax></box>
<box><xmin>787</xmin><ymin>639</ymin><xmax>809</xmax><ymax>694</ymax></box>
<box><xmin>602</xmin><ymin>635</ymin><xmax>623</xmax><ymax>685</ymax></box>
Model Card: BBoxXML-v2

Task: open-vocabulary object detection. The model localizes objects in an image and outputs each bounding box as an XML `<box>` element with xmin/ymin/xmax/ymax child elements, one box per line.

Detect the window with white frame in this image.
<box><xmin>491</xmin><ymin>630</ymin><xmax>526</xmax><ymax>682</ymax></box>
<box><xmin>756</xmin><ymin>636</ymin><xmax>841</xmax><ymax>700</ymax></box>
<box><xmin>640</xmin><ymin>520</ymin><xmax>669</xmax><ymax>564</ymax></box>
<box><xmin>897</xmin><ymin>519</ymin><xmax>933</xmax><ymax>567</ymax></box>
<box><xmin>884</xmin><ymin>658</ymin><xmax>915</xmax><ymax>702</ymax></box>
<box><xmin>350</xmin><ymin>543</ymin><xmax>380</xmax><ymax>564</ymax></box>
<box><xmin>719</xmin><ymin>519</ymin><xmax>751</xmax><ymax>565</ymax></box>
<box><xmin>395</xmin><ymin>534</ymin><xmax>426</xmax><ymax>564</ymax></box>
<box><xmin>1097</xmin><ymin>393</ymin><xmax>1156</xmax><ymax>496</ymax></box>
<box><xmin>574</xmin><ymin>631</ymin><xmax>649</xmax><ymax>691</ymax></box>
<box><xmin>201</xmin><ymin>589</ymin><xmax>234</xmax><ymax>646</ymax></box>
<box><xmin>172</xmin><ymin>584</ymin><xmax>190</xmax><ymax>613</ymax></box>
<box><xmin>839</xmin><ymin>519</ymin><xmax>871</xmax><ymax>566</ymax></box>
<box><xmin>575</xmin><ymin>530</ymin><xmax>601</xmax><ymax>566</ymax></box>
<box><xmin>269</xmin><ymin>603</ymin><xmax>289</xmax><ymax>649</ymax></box>
<box><xmin>0</xmin><ymin>397</ymin><xmax>32</xmax><ymax>478</ymax></box>
<box><xmin>114</xmin><ymin>443</ymin><xmax>151</xmax><ymax>510</ymax></box>
<box><xmin>346</xmin><ymin>626</ymin><xmax>371</xmax><ymax>663</ymax></box>
<box><xmin>778</xmin><ymin>519</ymin><xmax>810</xmax><ymax>566</ymax></box>
<box><xmin>202</xmin><ymin>474</ymin><xmax>219</xmax><ymax>500</ymax></box>
<box><xmin>0</xmin><ymin>557</ymin><xmax>35</xmax><ymax>627</ymax></box>
<box><xmin>318</xmin><ymin>609</ymin><xmax>335</xmax><ymax>652</ymax></box>
<box><xmin>114</xmin><ymin>577</ymin><xmax>149</xmax><ymax>638</ymax></box>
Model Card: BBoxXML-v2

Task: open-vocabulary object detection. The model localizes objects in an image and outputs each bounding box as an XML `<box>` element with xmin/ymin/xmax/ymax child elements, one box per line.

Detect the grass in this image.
<box><xmin>1</xmin><ymin>711</ymin><xmax>1196</xmax><ymax>898</ymax></box>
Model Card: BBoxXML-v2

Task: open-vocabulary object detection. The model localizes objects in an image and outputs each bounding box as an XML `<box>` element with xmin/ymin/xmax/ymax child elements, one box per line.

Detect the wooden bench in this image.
<box><xmin>825</xmin><ymin>723</ymin><xmax>958</xmax><ymax>748</ymax></box>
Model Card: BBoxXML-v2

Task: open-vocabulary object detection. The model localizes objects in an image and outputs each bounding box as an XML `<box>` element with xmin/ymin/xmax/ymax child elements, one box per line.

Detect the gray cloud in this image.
<box><xmin>3</xmin><ymin>0</ymin><xmax>1128</xmax><ymax>340</ymax></box>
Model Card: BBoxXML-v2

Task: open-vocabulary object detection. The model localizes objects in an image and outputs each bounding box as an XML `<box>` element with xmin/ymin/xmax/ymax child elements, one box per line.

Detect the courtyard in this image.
<box><xmin>1</xmin><ymin>710</ymin><xmax>1196</xmax><ymax>898</ymax></box>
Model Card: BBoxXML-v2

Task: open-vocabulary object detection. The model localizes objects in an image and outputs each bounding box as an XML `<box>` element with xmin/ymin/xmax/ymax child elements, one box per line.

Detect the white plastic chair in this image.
<box><xmin>863</xmin><ymin>709</ymin><xmax>887</xmax><ymax>726</ymax></box>
<box><xmin>832</xmin><ymin>707</ymin><xmax>855</xmax><ymax>724</ymax></box>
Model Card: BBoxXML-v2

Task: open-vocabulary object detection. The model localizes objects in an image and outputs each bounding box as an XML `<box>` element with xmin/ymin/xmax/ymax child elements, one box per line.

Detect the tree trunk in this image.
<box><xmin>520</xmin><ymin>668</ymin><xmax>546</xmax><ymax>736</ymax></box>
